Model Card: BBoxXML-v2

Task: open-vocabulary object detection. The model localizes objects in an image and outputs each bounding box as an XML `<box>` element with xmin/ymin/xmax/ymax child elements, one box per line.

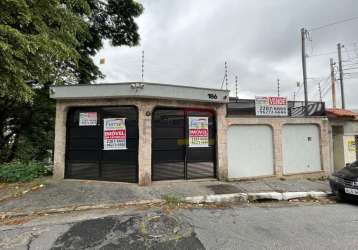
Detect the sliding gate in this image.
<box><xmin>152</xmin><ymin>108</ymin><xmax>216</xmax><ymax>181</ymax></box>
<box><xmin>65</xmin><ymin>106</ymin><xmax>138</xmax><ymax>183</ymax></box>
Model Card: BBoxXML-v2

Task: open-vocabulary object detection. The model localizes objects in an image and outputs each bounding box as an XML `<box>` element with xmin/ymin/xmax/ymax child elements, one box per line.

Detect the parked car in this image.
<box><xmin>329</xmin><ymin>161</ymin><xmax>358</xmax><ymax>201</ymax></box>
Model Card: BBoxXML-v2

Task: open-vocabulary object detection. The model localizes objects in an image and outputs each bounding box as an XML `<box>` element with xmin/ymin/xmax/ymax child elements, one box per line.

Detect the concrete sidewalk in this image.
<box><xmin>0</xmin><ymin>178</ymin><xmax>330</xmax><ymax>216</ymax></box>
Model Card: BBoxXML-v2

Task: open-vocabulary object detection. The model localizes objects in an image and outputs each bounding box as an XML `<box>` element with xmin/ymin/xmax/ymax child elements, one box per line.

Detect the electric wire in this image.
<box><xmin>308</xmin><ymin>16</ymin><xmax>358</xmax><ymax>31</ymax></box>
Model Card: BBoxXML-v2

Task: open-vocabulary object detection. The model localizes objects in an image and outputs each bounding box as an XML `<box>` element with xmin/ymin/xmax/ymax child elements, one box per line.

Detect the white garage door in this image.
<box><xmin>228</xmin><ymin>125</ymin><xmax>274</xmax><ymax>178</ymax></box>
<box><xmin>282</xmin><ymin>124</ymin><xmax>321</xmax><ymax>174</ymax></box>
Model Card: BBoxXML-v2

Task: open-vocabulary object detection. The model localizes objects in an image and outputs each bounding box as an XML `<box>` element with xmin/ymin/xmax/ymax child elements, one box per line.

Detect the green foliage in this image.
<box><xmin>0</xmin><ymin>161</ymin><xmax>51</xmax><ymax>183</ymax></box>
<box><xmin>0</xmin><ymin>0</ymin><xmax>143</xmax><ymax>163</ymax></box>
<box><xmin>162</xmin><ymin>194</ymin><xmax>184</xmax><ymax>207</ymax></box>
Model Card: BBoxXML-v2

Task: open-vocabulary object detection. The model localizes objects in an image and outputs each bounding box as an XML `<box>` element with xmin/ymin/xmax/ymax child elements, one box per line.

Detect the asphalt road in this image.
<box><xmin>1</xmin><ymin>202</ymin><xmax>358</xmax><ymax>249</ymax></box>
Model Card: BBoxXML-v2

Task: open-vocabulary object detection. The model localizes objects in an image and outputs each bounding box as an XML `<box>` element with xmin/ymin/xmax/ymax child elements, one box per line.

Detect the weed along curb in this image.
<box><xmin>0</xmin><ymin>191</ymin><xmax>332</xmax><ymax>220</ymax></box>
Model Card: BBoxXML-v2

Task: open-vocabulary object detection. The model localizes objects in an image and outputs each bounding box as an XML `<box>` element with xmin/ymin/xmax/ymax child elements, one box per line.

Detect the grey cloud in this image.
<box><xmin>94</xmin><ymin>0</ymin><xmax>358</xmax><ymax>108</ymax></box>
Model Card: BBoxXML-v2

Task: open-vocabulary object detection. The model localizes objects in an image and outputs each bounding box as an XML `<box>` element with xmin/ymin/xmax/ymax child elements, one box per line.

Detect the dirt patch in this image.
<box><xmin>0</xmin><ymin>179</ymin><xmax>47</xmax><ymax>203</ymax></box>
<box><xmin>206</xmin><ymin>184</ymin><xmax>243</xmax><ymax>194</ymax></box>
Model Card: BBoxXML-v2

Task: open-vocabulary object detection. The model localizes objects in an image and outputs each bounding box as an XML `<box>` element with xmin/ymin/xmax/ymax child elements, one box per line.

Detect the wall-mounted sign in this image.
<box><xmin>103</xmin><ymin>118</ymin><xmax>127</xmax><ymax>150</ymax></box>
<box><xmin>188</xmin><ymin>117</ymin><xmax>209</xmax><ymax>148</ymax></box>
<box><xmin>348</xmin><ymin>139</ymin><xmax>356</xmax><ymax>152</ymax></box>
<box><xmin>255</xmin><ymin>96</ymin><xmax>288</xmax><ymax>116</ymax></box>
<box><xmin>79</xmin><ymin>112</ymin><xmax>97</xmax><ymax>126</ymax></box>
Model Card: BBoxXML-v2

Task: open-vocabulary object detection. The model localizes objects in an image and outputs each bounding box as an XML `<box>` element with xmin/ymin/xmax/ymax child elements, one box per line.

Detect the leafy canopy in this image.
<box><xmin>0</xmin><ymin>0</ymin><xmax>143</xmax><ymax>163</ymax></box>
<box><xmin>0</xmin><ymin>0</ymin><xmax>143</xmax><ymax>102</ymax></box>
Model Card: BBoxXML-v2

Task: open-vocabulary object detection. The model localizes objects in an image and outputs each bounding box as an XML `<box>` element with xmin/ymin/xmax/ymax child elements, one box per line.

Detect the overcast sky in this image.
<box><xmin>94</xmin><ymin>0</ymin><xmax>358</xmax><ymax>109</ymax></box>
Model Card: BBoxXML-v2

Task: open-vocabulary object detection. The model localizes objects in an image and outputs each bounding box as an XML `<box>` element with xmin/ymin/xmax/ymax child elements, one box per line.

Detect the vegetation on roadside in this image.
<box><xmin>0</xmin><ymin>1</ymin><xmax>143</xmax><ymax>164</ymax></box>
<box><xmin>162</xmin><ymin>194</ymin><xmax>184</xmax><ymax>208</ymax></box>
<box><xmin>0</xmin><ymin>161</ymin><xmax>51</xmax><ymax>183</ymax></box>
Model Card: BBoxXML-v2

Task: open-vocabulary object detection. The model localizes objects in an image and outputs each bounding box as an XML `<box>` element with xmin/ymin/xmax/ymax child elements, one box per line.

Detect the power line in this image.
<box><xmin>308</xmin><ymin>16</ymin><xmax>358</xmax><ymax>31</ymax></box>
<box><xmin>308</xmin><ymin>49</ymin><xmax>357</xmax><ymax>58</ymax></box>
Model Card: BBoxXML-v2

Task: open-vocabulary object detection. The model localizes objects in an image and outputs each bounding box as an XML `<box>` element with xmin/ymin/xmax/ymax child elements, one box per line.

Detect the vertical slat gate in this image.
<box><xmin>65</xmin><ymin>106</ymin><xmax>138</xmax><ymax>183</ymax></box>
<box><xmin>152</xmin><ymin>108</ymin><xmax>216</xmax><ymax>181</ymax></box>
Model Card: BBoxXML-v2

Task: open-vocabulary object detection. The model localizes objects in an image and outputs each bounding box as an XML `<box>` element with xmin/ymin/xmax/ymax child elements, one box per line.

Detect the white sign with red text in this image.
<box><xmin>255</xmin><ymin>96</ymin><xmax>288</xmax><ymax>116</ymax></box>
<box><xmin>79</xmin><ymin>112</ymin><xmax>97</xmax><ymax>126</ymax></box>
<box><xmin>103</xmin><ymin>118</ymin><xmax>127</xmax><ymax>150</ymax></box>
<box><xmin>189</xmin><ymin>117</ymin><xmax>209</xmax><ymax>148</ymax></box>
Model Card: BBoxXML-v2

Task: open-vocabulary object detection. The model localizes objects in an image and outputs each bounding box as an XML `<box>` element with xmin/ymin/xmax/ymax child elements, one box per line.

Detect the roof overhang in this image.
<box><xmin>50</xmin><ymin>82</ymin><xmax>230</xmax><ymax>104</ymax></box>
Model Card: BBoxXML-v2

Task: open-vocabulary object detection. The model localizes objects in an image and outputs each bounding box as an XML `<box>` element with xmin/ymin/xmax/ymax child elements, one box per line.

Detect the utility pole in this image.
<box><xmin>277</xmin><ymin>78</ymin><xmax>280</xmax><ymax>97</ymax></box>
<box><xmin>225</xmin><ymin>61</ymin><xmax>228</xmax><ymax>90</ymax></box>
<box><xmin>337</xmin><ymin>43</ymin><xmax>345</xmax><ymax>109</ymax></box>
<box><xmin>301</xmin><ymin>28</ymin><xmax>309</xmax><ymax>116</ymax></box>
<box><xmin>141</xmin><ymin>50</ymin><xmax>144</xmax><ymax>82</ymax></box>
<box><xmin>330</xmin><ymin>58</ymin><xmax>337</xmax><ymax>108</ymax></box>
<box><xmin>318</xmin><ymin>82</ymin><xmax>322</xmax><ymax>102</ymax></box>
<box><xmin>235</xmin><ymin>75</ymin><xmax>238</xmax><ymax>102</ymax></box>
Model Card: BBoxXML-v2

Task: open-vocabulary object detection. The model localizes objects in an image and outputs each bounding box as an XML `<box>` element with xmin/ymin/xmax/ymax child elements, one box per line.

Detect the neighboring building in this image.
<box><xmin>326</xmin><ymin>108</ymin><xmax>358</xmax><ymax>171</ymax></box>
<box><xmin>50</xmin><ymin>82</ymin><xmax>332</xmax><ymax>185</ymax></box>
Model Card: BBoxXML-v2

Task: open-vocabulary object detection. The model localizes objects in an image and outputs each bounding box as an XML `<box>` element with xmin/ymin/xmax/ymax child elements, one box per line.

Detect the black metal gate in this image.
<box><xmin>152</xmin><ymin>108</ymin><xmax>216</xmax><ymax>181</ymax></box>
<box><xmin>66</xmin><ymin>106</ymin><xmax>138</xmax><ymax>182</ymax></box>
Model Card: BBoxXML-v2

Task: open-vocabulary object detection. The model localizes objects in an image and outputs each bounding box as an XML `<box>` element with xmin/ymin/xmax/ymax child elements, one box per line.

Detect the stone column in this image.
<box><xmin>216</xmin><ymin>105</ymin><xmax>228</xmax><ymax>180</ymax></box>
<box><xmin>272</xmin><ymin>121</ymin><xmax>284</xmax><ymax>176</ymax></box>
<box><xmin>53</xmin><ymin>102</ymin><xmax>67</xmax><ymax>179</ymax></box>
<box><xmin>137</xmin><ymin>102</ymin><xmax>153</xmax><ymax>186</ymax></box>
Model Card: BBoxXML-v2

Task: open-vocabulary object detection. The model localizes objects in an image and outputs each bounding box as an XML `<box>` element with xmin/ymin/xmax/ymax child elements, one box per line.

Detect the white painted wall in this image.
<box><xmin>282</xmin><ymin>124</ymin><xmax>321</xmax><ymax>174</ymax></box>
<box><xmin>228</xmin><ymin>125</ymin><xmax>274</xmax><ymax>178</ymax></box>
<box><xmin>343</xmin><ymin>135</ymin><xmax>357</xmax><ymax>164</ymax></box>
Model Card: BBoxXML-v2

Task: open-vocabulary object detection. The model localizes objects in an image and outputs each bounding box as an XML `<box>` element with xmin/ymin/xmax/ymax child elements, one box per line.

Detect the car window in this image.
<box><xmin>350</xmin><ymin>161</ymin><xmax>358</xmax><ymax>167</ymax></box>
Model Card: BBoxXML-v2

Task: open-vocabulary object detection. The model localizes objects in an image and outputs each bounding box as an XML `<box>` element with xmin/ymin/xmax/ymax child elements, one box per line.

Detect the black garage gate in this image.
<box><xmin>65</xmin><ymin>106</ymin><xmax>138</xmax><ymax>182</ymax></box>
<box><xmin>152</xmin><ymin>108</ymin><xmax>216</xmax><ymax>181</ymax></box>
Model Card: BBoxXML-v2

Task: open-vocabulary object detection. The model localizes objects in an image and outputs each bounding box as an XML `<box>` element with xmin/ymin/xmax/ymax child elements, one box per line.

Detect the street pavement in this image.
<box><xmin>0</xmin><ymin>178</ymin><xmax>329</xmax><ymax>215</ymax></box>
<box><xmin>1</xmin><ymin>201</ymin><xmax>358</xmax><ymax>249</ymax></box>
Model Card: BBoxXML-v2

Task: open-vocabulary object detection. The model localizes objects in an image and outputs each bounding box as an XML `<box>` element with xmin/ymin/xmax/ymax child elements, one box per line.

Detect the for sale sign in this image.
<box><xmin>103</xmin><ymin>118</ymin><xmax>127</xmax><ymax>150</ymax></box>
<box><xmin>79</xmin><ymin>112</ymin><xmax>97</xmax><ymax>126</ymax></box>
<box><xmin>188</xmin><ymin>117</ymin><xmax>209</xmax><ymax>148</ymax></box>
<box><xmin>255</xmin><ymin>96</ymin><xmax>288</xmax><ymax>116</ymax></box>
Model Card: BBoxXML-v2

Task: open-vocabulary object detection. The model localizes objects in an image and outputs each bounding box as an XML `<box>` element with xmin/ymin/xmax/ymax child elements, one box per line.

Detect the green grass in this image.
<box><xmin>162</xmin><ymin>194</ymin><xmax>183</xmax><ymax>207</ymax></box>
<box><xmin>0</xmin><ymin>161</ymin><xmax>51</xmax><ymax>183</ymax></box>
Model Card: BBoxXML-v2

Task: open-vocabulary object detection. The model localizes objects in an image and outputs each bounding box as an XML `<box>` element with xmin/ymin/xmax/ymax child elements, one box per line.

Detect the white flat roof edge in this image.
<box><xmin>50</xmin><ymin>82</ymin><xmax>230</xmax><ymax>103</ymax></box>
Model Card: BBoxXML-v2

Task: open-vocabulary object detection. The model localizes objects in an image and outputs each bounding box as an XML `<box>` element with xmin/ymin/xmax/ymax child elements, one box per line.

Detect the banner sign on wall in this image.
<box><xmin>79</xmin><ymin>112</ymin><xmax>97</xmax><ymax>126</ymax></box>
<box><xmin>103</xmin><ymin>118</ymin><xmax>127</xmax><ymax>150</ymax></box>
<box><xmin>188</xmin><ymin>117</ymin><xmax>209</xmax><ymax>148</ymax></box>
<box><xmin>255</xmin><ymin>96</ymin><xmax>288</xmax><ymax>116</ymax></box>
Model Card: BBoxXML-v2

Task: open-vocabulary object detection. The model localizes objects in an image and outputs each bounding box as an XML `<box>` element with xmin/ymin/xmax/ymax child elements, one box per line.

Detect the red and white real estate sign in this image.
<box><xmin>255</xmin><ymin>96</ymin><xmax>288</xmax><ymax>116</ymax></box>
<box><xmin>103</xmin><ymin>118</ymin><xmax>127</xmax><ymax>150</ymax></box>
<box><xmin>188</xmin><ymin>117</ymin><xmax>209</xmax><ymax>148</ymax></box>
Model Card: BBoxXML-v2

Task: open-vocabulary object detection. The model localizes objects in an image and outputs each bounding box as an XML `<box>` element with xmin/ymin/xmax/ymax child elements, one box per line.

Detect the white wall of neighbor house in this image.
<box><xmin>282</xmin><ymin>124</ymin><xmax>321</xmax><ymax>175</ymax></box>
<box><xmin>227</xmin><ymin>125</ymin><xmax>274</xmax><ymax>178</ymax></box>
<box><xmin>343</xmin><ymin>135</ymin><xmax>357</xmax><ymax>164</ymax></box>
<box><xmin>226</xmin><ymin>117</ymin><xmax>331</xmax><ymax>180</ymax></box>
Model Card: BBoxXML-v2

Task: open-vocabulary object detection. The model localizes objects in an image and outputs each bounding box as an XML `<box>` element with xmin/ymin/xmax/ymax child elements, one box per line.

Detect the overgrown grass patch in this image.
<box><xmin>0</xmin><ymin>161</ymin><xmax>51</xmax><ymax>183</ymax></box>
<box><xmin>162</xmin><ymin>194</ymin><xmax>184</xmax><ymax>208</ymax></box>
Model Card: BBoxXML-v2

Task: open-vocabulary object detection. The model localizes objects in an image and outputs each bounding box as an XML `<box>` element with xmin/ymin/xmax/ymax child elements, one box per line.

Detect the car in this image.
<box><xmin>329</xmin><ymin>160</ymin><xmax>358</xmax><ymax>201</ymax></box>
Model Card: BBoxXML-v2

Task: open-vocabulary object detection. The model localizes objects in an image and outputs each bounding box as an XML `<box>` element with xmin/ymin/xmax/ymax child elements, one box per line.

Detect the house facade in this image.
<box><xmin>50</xmin><ymin>82</ymin><xmax>332</xmax><ymax>185</ymax></box>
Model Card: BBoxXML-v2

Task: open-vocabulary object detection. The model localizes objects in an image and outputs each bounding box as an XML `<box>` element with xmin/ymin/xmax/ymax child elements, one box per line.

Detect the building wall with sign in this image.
<box><xmin>329</xmin><ymin>120</ymin><xmax>358</xmax><ymax>170</ymax></box>
<box><xmin>53</xmin><ymin>98</ymin><xmax>227</xmax><ymax>185</ymax></box>
<box><xmin>51</xmin><ymin>83</ymin><xmax>332</xmax><ymax>185</ymax></box>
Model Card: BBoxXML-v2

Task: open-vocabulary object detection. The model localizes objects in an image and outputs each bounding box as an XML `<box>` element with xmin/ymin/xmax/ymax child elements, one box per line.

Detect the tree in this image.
<box><xmin>0</xmin><ymin>0</ymin><xmax>143</xmax><ymax>162</ymax></box>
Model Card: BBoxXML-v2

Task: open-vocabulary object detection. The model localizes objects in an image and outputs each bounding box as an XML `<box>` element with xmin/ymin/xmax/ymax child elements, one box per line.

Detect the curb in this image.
<box><xmin>0</xmin><ymin>191</ymin><xmax>332</xmax><ymax>219</ymax></box>
<box><xmin>184</xmin><ymin>191</ymin><xmax>332</xmax><ymax>204</ymax></box>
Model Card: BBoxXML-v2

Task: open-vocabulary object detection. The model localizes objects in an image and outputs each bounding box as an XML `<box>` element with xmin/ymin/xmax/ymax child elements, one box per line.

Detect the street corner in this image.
<box><xmin>49</xmin><ymin>211</ymin><xmax>205</xmax><ymax>250</ymax></box>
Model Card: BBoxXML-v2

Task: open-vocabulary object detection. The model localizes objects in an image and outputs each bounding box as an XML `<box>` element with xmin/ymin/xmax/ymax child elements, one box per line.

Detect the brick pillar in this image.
<box><xmin>272</xmin><ymin>122</ymin><xmax>284</xmax><ymax>176</ymax></box>
<box><xmin>216</xmin><ymin>105</ymin><xmax>228</xmax><ymax>180</ymax></box>
<box><xmin>53</xmin><ymin>102</ymin><xmax>67</xmax><ymax>179</ymax></box>
<box><xmin>137</xmin><ymin>103</ymin><xmax>152</xmax><ymax>186</ymax></box>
